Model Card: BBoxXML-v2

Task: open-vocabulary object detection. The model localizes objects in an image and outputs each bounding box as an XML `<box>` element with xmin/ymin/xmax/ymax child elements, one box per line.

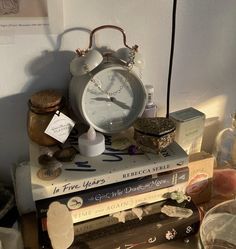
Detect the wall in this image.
<box><xmin>0</xmin><ymin>0</ymin><xmax>236</xmax><ymax>184</ymax></box>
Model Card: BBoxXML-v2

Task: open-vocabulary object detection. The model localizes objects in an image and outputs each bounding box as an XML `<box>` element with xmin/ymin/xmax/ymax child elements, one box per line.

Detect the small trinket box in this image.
<box><xmin>133</xmin><ymin>117</ymin><xmax>176</xmax><ymax>153</ymax></box>
<box><xmin>169</xmin><ymin>107</ymin><xmax>205</xmax><ymax>154</ymax></box>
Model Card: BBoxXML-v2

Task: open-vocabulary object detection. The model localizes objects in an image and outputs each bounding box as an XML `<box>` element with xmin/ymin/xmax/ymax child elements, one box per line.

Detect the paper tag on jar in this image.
<box><xmin>44</xmin><ymin>111</ymin><xmax>75</xmax><ymax>143</ymax></box>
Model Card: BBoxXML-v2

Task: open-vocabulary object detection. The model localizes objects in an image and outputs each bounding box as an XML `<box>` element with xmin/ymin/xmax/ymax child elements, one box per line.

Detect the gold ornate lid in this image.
<box><xmin>133</xmin><ymin>117</ymin><xmax>176</xmax><ymax>137</ymax></box>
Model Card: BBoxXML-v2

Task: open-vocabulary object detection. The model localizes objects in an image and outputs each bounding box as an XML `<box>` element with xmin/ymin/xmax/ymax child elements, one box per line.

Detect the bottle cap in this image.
<box><xmin>145</xmin><ymin>85</ymin><xmax>154</xmax><ymax>93</ymax></box>
<box><xmin>145</xmin><ymin>84</ymin><xmax>155</xmax><ymax>106</ymax></box>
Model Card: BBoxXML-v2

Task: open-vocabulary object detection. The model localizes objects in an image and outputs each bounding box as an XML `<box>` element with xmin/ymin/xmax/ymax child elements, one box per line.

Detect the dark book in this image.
<box><xmin>38</xmin><ymin>199</ymin><xmax>200</xmax><ymax>249</ymax></box>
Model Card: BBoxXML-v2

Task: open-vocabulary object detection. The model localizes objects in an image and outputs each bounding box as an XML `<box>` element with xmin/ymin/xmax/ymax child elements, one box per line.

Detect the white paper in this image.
<box><xmin>44</xmin><ymin>111</ymin><xmax>75</xmax><ymax>143</ymax></box>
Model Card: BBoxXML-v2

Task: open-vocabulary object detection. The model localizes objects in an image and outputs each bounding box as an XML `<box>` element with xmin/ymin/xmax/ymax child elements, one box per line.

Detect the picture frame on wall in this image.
<box><xmin>0</xmin><ymin>0</ymin><xmax>63</xmax><ymax>38</ymax></box>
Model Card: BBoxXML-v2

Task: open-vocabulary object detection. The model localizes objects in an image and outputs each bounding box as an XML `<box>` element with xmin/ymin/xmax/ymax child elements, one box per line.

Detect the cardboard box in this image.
<box><xmin>170</xmin><ymin>107</ymin><xmax>205</xmax><ymax>154</ymax></box>
<box><xmin>186</xmin><ymin>151</ymin><xmax>214</xmax><ymax>204</ymax></box>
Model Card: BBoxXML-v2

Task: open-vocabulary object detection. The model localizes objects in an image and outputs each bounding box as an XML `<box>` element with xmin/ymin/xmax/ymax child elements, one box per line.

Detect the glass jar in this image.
<box><xmin>213</xmin><ymin>113</ymin><xmax>236</xmax><ymax>168</ymax></box>
<box><xmin>27</xmin><ymin>89</ymin><xmax>66</xmax><ymax>146</ymax></box>
<box><xmin>200</xmin><ymin>199</ymin><xmax>236</xmax><ymax>249</ymax></box>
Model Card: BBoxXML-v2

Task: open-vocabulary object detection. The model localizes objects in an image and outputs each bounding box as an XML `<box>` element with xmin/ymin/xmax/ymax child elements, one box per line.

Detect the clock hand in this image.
<box><xmin>91</xmin><ymin>97</ymin><xmax>110</xmax><ymax>102</ymax></box>
<box><xmin>110</xmin><ymin>97</ymin><xmax>130</xmax><ymax>110</ymax></box>
<box><xmin>92</xmin><ymin>97</ymin><xmax>130</xmax><ymax>110</ymax></box>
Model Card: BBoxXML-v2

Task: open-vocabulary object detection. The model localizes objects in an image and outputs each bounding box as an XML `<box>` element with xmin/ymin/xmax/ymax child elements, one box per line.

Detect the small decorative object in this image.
<box><xmin>161</xmin><ymin>205</ymin><xmax>193</xmax><ymax>218</ymax></box>
<box><xmin>47</xmin><ymin>202</ymin><xmax>74</xmax><ymax>249</ymax></box>
<box><xmin>141</xmin><ymin>84</ymin><xmax>157</xmax><ymax>118</ymax></box>
<box><xmin>78</xmin><ymin>126</ymin><xmax>105</xmax><ymax>157</ymax></box>
<box><xmin>169</xmin><ymin>107</ymin><xmax>205</xmax><ymax>155</ymax></box>
<box><xmin>133</xmin><ymin>117</ymin><xmax>176</xmax><ymax>153</ymax></box>
<box><xmin>169</xmin><ymin>191</ymin><xmax>191</xmax><ymax>203</ymax></box>
<box><xmin>165</xmin><ymin>228</ymin><xmax>177</xmax><ymax>240</ymax></box>
<box><xmin>110</xmin><ymin>211</ymin><xmax>127</xmax><ymax>223</ymax></box>
<box><xmin>37</xmin><ymin>148</ymin><xmax>62</xmax><ymax>180</ymax></box>
<box><xmin>27</xmin><ymin>89</ymin><xmax>66</xmax><ymax>146</ymax></box>
<box><xmin>38</xmin><ymin>154</ymin><xmax>62</xmax><ymax>170</ymax></box>
<box><xmin>69</xmin><ymin>25</ymin><xmax>147</xmax><ymax>134</ymax></box>
<box><xmin>53</xmin><ymin>147</ymin><xmax>78</xmax><ymax>162</ymax></box>
<box><xmin>131</xmin><ymin>207</ymin><xmax>144</xmax><ymax>220</ymax></box>
<box><xmin>128</xmin><ymin>144</ymin><xmax>139</xmax><ymax>155</ymax></box>
<box><xmin>213</xmin><ymin>112</ymin><xmax>236</xmax><ymax>168</ymax></box>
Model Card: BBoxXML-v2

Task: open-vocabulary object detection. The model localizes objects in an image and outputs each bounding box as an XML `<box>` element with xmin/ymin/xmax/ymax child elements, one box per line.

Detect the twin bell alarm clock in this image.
<box><xmin>69</xmin><ymin>25</ymin><xmax>147</xmax><ymax>134</ymax></box>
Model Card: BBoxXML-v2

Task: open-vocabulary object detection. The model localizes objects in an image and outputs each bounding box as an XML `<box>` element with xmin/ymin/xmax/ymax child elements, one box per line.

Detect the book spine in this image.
<box><xmin>82</xmin><ymin>167</ymin><xmax>188</xmax><ymax>207</ymax></box>
<box><xmin>38</xmin><ymin>199</ymin><xmax>200</xmax><ymax>249</ymax></box>
<box><xmin>33</xmin><ymin>156</ymin><xmax>188</xmax><ymax>200</ymax></box>
<box><xmin>64</xmin><ymin>183</ymin><xmax>187</xmax><ymax>223</ymax></box>
<box><xmin>36</xmin><ymin>167</ymin><xmax>189</xmax><ymax>217</ymax></box>
<box><xmin>40</xmin><ymin>201</ymin><xmax>166</xmax><ymax>235</ymax></box>
<box><xmin>75</xmin><ymin>213</ymin><xmax>200</xmax><ymax>249</ymax></box>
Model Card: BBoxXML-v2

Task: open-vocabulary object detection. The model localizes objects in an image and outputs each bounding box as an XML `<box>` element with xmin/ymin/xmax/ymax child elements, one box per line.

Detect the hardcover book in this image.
<box><xmin>36</xmin><ymin>167</ymin><xmax>189</xmax><ymax>217</ymax></box>
<box><xmin>38</xmin><ymin>199</ymin><xmax>200</xmax><ymax>249</ymax></box>
<box><xmin>30</xmin><ymin>141</ymin><xmax>188</xmax><ymax>201</ymax></box>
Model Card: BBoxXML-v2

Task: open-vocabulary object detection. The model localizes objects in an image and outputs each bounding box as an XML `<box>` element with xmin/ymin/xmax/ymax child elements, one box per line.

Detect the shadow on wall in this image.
<box><xmin>22</xmin><ymin>27</ymin><xmax>92</xmax><ymax>94</ymax></box>
<box><xmin>0</xmin><ymin>92</ymin><xmax>29</xmax><ymax>184</ymax></box>
<box><xmin>0</xmin><ymin>27</ymin><xmax>91</xmax><ymax>184</ymax></box>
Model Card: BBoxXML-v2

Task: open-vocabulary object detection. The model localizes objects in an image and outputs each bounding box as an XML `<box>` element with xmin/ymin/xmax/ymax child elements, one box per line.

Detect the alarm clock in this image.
<box><xmin>69</xmin><ymin>25</ymin><xmax>147</xmax><ymax>134</ymax></box>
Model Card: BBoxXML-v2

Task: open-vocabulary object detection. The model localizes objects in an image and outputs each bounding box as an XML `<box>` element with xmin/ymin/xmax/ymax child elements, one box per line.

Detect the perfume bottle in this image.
<box><xmin>213</xmin><ymin>112</ymin><xmax>236</xmax><ymax>168</ymax></box>
<box><xmin>141</xmin><ymin>85</ymin><xmax>157</xmax><ymax>118</ymax></box>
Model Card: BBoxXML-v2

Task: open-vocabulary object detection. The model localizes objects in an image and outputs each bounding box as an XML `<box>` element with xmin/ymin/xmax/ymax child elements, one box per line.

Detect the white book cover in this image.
<box><xmin>30</xmin><ymin>141</ymin><xmax>188</xmax><ymax>201</ymax></box>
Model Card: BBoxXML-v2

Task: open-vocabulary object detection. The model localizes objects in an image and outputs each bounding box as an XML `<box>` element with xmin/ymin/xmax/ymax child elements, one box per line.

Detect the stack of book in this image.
<box><xmin>29</xmin><ymin>136</ymin><xmax>200</xmax><ymax>248</ymax></box>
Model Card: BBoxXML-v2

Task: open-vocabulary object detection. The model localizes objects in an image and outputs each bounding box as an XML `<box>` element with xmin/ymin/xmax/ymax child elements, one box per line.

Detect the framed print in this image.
<box><xmin>0</xmin><ymin>0</ymin><xmax>63</xmax><ymax>36</ymax></box>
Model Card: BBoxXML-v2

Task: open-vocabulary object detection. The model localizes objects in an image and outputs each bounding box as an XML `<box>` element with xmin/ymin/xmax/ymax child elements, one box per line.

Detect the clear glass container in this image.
<box><xmin>200</xmin><ymin>199</ymin><xmax>236</xmax><ymax>249</ymax></box>
<box><xmin>213</xmin><ymin>113</ymin><xmax>236</xmax><ymax>168</ymax></box>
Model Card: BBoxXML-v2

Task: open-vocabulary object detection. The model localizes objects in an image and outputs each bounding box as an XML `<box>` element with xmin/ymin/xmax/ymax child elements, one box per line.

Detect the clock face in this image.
<box><xmin>82</xmin><ymin>66</ymin><xmax>146</xmax><ymax>133</ymax></box>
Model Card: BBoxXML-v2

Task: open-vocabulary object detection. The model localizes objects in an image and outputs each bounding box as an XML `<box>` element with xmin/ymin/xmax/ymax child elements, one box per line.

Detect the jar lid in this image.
<box><xmin>134</xmin><ymin>117</ymin><xmax>176</xmax><ymax>137</ymax></box>
<box><xmin>30</xmin><ymin>89</ymin><xmax>62</xmax><ymax>109</ymax></box>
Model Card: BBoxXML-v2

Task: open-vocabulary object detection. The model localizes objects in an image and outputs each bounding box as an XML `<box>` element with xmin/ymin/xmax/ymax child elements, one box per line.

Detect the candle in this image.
<box><xmin>78</xmin><ymin>126</ymin><xmax>105</xmax><ymax>157</ymax></box>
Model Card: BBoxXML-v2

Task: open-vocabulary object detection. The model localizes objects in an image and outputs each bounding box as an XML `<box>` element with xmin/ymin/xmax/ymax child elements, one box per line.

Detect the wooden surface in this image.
<box><xmin>20</xmin><ymin>213</ymin><xmax>39</xmax><ymax>249</ymax></box>
<box><xmin>20</xmin><ymin>212</ymin><xmax>201</xmax><ymax>249</ymax></box>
